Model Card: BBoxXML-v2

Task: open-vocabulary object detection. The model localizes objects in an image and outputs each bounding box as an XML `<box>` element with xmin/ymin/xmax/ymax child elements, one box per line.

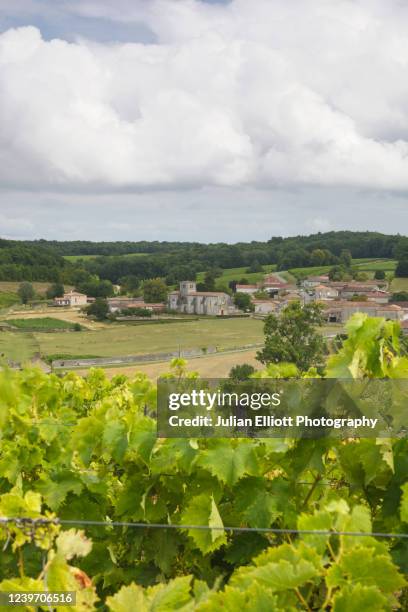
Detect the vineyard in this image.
<box><xmin>0</xmin><ymin>314</ymin><xmax>407</xmax><ymax>610</ymax></box>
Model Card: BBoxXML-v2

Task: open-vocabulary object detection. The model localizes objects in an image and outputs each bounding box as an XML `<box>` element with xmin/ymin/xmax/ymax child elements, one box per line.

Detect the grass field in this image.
<box><xmin>35</xmin><ymin>318</ymin><xmax>265</xmax><ymax>359</ymax></box>
<box><xmin>6</xmin><ymin>317</ymin><xmax>80</xmax><ymax>331</ymax></box>
<box><xmin>0</xmin><ymin>281</ymin><xmax>62</xmax><ymax>295</ymax></box>
<box><xmin>391</xmin><ymin>277</ymin><xmax>408</xmax><ymax>292</ymax></box>
<box><xmin>0</xmin><ymin>331</ymin><xmax>39</xmax><ymax>363</ymax></box>
<box><xmin>197</xmin><ymin>264</ymin><xmax>278</xmax><ymax>287</ymax></box>
<box><xmin>288</xmin><ymin>259</ymin><xmax>396</xmax><ymax>280</ymax></box>
<box><xmin>353</xmin><ymin>259</ymin><xmax>397</xmax><ymax>271</ymax></box>
<box><xmin>0</xmin><ymin>292</ymin><xmax>18</xmax><ymax>309</ymax></box>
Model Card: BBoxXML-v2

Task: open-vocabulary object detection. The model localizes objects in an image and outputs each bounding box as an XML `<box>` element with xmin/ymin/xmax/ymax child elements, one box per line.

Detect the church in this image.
<box><xmin>168</xmin><ymin>281</ymin><xmax>234</xmax><ymax>316</ymax></box>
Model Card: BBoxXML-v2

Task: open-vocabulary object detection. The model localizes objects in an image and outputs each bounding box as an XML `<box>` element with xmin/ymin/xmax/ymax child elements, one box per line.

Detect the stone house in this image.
<box><xmin>338</xmin><ymin>283</ymin><xmax>381</xmax><ymax>299</ymax></box>
<box><xmin>168</xmin><ymin>281</ymin><xmax>233</xmax><ymax>315</ymax></box>
<box><xmin>323</xmin><ymin>301</ymin><xmax>403</xmax><ymax>324</ymax></box>
<box><xmin>314</xmin><ymin>284</ymin><xmax>338</xmax><ymax>300</ymax></box>
<box><xmin>54</xmin><ymin>291</ymin><xmax>87</xmax><ymax>307</ymax></box>
<box><xmin>252</xmin><ymin>300</ymin><xmax>277</xmax><ymax>315</ymax></box>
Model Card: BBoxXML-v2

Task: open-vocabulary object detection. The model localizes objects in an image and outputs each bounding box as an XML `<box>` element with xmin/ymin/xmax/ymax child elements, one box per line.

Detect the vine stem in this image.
<box><xmin>295</xmin><ymin>587</ymin><xmax>312</xmax><ymax>611</ymax></box>
<box><xmin>302</xmin><ymin>472</ymin><xmax>322</xmax><ymax>509</ymax></box>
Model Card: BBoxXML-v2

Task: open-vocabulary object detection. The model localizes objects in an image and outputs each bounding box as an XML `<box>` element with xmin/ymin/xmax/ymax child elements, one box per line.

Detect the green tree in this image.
<box><xmin>233</xmin><ymin>292</ymin><xmax>254</xmax><ymax>312</ymax></box>
<box><xmin>257</xmin><ymin>301</ymin><xmax>325</xmax><ymax>371</ymax></box>
<box><xmin>339</xmin><ymin>249</ymin><xmax>352</xmax><ymax>267</ymax></box>
<box><xmin>374</xmin><ymin>269</ymin><xmax>386</xmax><ymax>280</ymax></box>
<box><xmin>18</xmin><ymin>281</ymin><xmax>35</xmax><ymax>304</ymax></box>
<box><xmin>396</xmin><ymin>260</ymin><xmax>408</xmax><ymax>277</ymax></box>
<box><xmin>328</xmin><ymin>264</ymin><xmax>350</xmax><ymax>281</ymax></box>
<box><xmin>46</xmin><ymin>282</ymin><xmax>64</xmax><ymax>299</ymax></box>
<box><xmin>246</xmin><ymin>260</ymin><xmax>263</xmax><ymax>273</ymax></box>
<box><xmin>392</xmin><ymin>291</ymin><xmax>408</xmax><ymax>301</ymax></box>
<box><xmin>87</xmin><ymin>298</ymin><xmax>109</xmax><ymax>321</ymax></box>
<box><xmin>143</xmin><ymin>278</ymin><xmax>168</xmax><ymax>303</ymax></box>
<box><xmin>310</xmin><ymin>249</ymin><xmax>326</xmax><ymax>266</ymax></box>
<box><xmin>229</xmin><ymin>363</ymin><xmax>256</xmax><ymax>381</ymax></box>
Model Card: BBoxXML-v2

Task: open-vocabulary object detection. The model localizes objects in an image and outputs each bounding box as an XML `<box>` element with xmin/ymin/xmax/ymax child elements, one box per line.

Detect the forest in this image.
<box><xmin>0</xmin><ymin>231</ymin><xmax>407</xmax><ymax>286</ymax></box>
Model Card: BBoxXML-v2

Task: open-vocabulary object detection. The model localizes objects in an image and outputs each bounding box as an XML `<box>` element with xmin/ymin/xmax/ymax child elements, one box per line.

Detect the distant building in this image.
<box><xmin>302</xmin><ymin>275</ymin><xmax>330</xmax><ymax>288</ymax></box>
<box><xmin>323</xmin><ymin>301</ymin><xmax>403</xmax><ymax>324</ymax></box>
<box><xmin>339</xmin><ymin>283</ymin><xmax>381</xmax><ymax>299</ymax></box>
<box><xmin>252</xmin><ymin>300</ymin><xmax>277</xmax><ymax>315</ymax></box>
<box><xmin>235</xmin><ymin>284</ymin><xmax>259</xmax><ymax>295</ymax></box>
<box><xmin>107</xmin><ymin>297</ymin><xmax>164</xmax><ymax>313</ymax></box>
<box><xmin>54</xmin><ymin>291</ymin><xmax>87</xmax><ymax>307</ymax></box>
<box><xmin>314</xmin><ymin>285</ymin><xmax>338</xmax><ymax>300</ymax></box>
<box><xmin>168</xmin><ymin>281</ymin><xmax>233</xmax><ymax>315</ymax></box>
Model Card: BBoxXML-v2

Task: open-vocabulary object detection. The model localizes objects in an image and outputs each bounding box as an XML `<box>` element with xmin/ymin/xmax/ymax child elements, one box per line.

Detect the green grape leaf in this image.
<box><xmin>107</xmin><ymin>584</ymin><xmax>147</xmax><ymax>612</ymax></box>
<box><xmin>181</xmin><ymin>494</ymin><xmax>226</xmax><ymax>554</ymax></box>
<box><xmin>327</xmin><ymin>547</ymin><xmax>406</xmax><ymax>593</ymax></box>
<box><xmin>147</xmin><ymin>575</ymin><xmax>193</xmax><ymax>610</ymax></box>
<box><xmin>332</xmin><ymin>584</ymin><xmax>388</xmax><ymax>611</ymax></box>
<box><xmin>198</xmin><ymin>583</ymin><xmax>281</xmax><ymax>612</ymax></box>
<box><xmin>35</xmin><ymin>473</ymin><xmax>83</xmax><ymax>510</ymax></box>
<box><xmin>198</xmin><ymin>442</ymin><xmax>258</xmax><ymax>487</ymax></box>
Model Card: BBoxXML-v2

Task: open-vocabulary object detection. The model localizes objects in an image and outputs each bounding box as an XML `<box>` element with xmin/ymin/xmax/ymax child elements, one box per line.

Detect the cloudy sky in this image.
<box><xmin>0</xmin><ymin>0</ymin><xmax>408</xmax><ymax>242</ymax></box>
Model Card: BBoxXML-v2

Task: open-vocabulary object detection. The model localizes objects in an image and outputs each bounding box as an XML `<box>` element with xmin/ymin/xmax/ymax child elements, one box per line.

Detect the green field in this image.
<box><xmin>353</xmin><ymin>259</ymin><xmax>397</xmax><ymax>271</ymax></box>
<box><xmin>63</xmin><ymin>252</ymin><xmax>148</xmax><ymax>261</ymax></box>
<box><xmin>288</xmin><ymin>259</ymin><xmax>396</xmax><ymax>280</ymax></box>
<box><xmin>6</xmin><ymin>317</ymin><xmax>80</xmax><ymax>331</ymax></box>
<box><xmin>35</xmin><ymin>318</ymin><xmax>265</xmax><ymax>359</ymax></box>
<box><xmin>288</xmin><ymin>265</ymin><xmax>331</xmax><ymax>279</ymax></box>
<box><xmin>0</xmin><ymin>331</ymin><xmax>39</xmax><ymax>363</ymax></box>
<box><xmin>0</xmin><ymin>292</ymin><xmax>18</xmax><ymax>309</ymax></box>
<box><xmin>197</xmin><ymin>264</ymin><xmax>277</xmax><ymax>287</ymax></box>
<box><xmin>391</xmin><ymin>277</ymin><xmax>408</xmax><ymax>292</ymax></box>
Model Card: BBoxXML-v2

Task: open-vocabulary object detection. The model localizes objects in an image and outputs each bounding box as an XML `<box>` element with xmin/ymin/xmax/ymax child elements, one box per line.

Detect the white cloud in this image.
<box><xmin>2</xmin><ymin>0</ymin><xmax>408</xmax><ymax>193</ymax></box>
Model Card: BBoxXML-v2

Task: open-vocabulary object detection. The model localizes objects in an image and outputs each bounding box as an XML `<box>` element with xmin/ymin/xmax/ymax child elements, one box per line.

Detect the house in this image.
<box><xmin>338</xmin><ymin>283</ymin><xmax>381</xmax><ymax>299</ymax></box>
<box><xmin>235</xmin><ymin>284</ymin><xmax>259</xmax><ymax>295</ymax></box>
<box><xmin>168</xmin><ymin>281</ymin><xmax>234</xmax><ymax>316</ymax></box>
<box><xmin>314</xmin><ymin>284</ymin><xmax>338</xmax><ymax>300</ymax></box>
<box><xmin>402</xmin><ymin>320</ymin><xmax>408</xmax><ymax>336</ymax></box>
<box><xmin>252</xmin><ymin>300</ymin><xmax>277</xmax><ymax>315</ymax></box>
<box><xmin>107</xmin><ymin>297</ymin><xmax>165</xmax><ymax>313</ymax></box>
<box><xmin>302</xmin><ymin>275</ymin><xmax>330</xmax><ymax>288</ymax></box>
<box><xmin>323</xmin><ymin>301</ymin><xmax>403</xmax><ymax>324</ymax></box>
<box><xmin>54</xmin><ymin>291</ymin><xmax>87</xmax><ymax>307</ymax></box>
<box><xmin>366</xmin><ymin>291</ymin><xmax>391</xmax><ymax>304</ymax></box>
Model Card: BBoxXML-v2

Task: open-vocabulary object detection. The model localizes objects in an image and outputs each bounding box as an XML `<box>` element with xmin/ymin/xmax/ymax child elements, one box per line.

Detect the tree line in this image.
<box><xmin>0</xmin><ymin>231</ymin><xmax>407</xmax><ymax>287</ymax></box>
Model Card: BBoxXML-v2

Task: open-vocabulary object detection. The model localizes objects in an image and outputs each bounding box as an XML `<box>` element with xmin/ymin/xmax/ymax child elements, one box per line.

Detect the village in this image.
<box><xmin>52</xmin><ymin>273</ymin><xmax>408</xmax><ymax>330</ymax></box>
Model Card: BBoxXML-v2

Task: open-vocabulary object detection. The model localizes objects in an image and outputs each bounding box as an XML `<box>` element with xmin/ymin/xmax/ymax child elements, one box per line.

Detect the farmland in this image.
<box><xmin>391</xmin><ymin>277</ymin><xmax>408</xmax><ymax>292</ymax></box>
<box><xmin>0</xmin><ymin>331</ymin><xmax>39</xmax><ymax>362</ymax></box>
<box><xmin>35</xmin><ymin>317</ymin><xmax>264</xmax><ymax>359</ymax></box>
<box><xmin>6</xmin><ymin>317</ymin><xmax>81</xmax><ymax>331</ymax></box>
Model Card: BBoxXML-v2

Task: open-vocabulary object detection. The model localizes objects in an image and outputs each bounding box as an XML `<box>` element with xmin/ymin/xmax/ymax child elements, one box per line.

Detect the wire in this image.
<box><xmin>1</xmin><ymin>517</ymin><xmax>407</xmax><ymax>539</ymax></box>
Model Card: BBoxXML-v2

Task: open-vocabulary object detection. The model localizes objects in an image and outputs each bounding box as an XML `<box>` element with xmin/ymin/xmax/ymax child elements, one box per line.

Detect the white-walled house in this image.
<box><xmin>235</xmin><ymin>284</ymin><xmax>259</xmax><ymax>295</ymax></box>
<box><xmin>54</xmin><ymin>291</ymin><xmax>87</xmax><ymax>307</ymax></box>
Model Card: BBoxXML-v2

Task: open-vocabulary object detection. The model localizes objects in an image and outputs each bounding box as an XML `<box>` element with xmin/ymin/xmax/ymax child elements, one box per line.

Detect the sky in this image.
<box><xmin>0</xmin><ymin>0</ymin><xmax>408</xmax><ymax>242</ymax></box>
